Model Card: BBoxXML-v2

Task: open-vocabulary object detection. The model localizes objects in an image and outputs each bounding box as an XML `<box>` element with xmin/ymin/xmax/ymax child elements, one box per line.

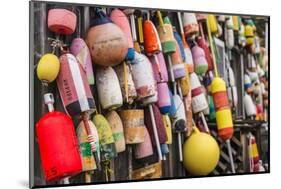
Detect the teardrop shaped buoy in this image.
<box><xmin>135</xmin><ymin>126</ymin><xmax>153</xmax><ymax>159</ymax></box>
<box><xmin>96</xmin><ymin>66</ymin><xmax>123</xmax><ymax>110</ymax></box>
<box><xmin>114</xmin><ymin>63</ymin><xmax>137</xmax><ymax>104</ymax></box>
<box><xmin>92</xmin><ymin>114</ymin><xmax>117</xmax><ymax>161</ymax></box>
<box><xmin>183</xmin><ymin>13</ymin><xmax>199</xmax><ymax>38</ymax></box>
<box><xmin>86</xmin><ymin>10</ymin><xmax>128</xmax><ymax>66</ymax></box>
<box><xmin>47</xmin><ymin>9</ymin><xmax>77</xmax><ymax>35</ymax></box>
<box><xmin>157</xmin><ymin>16</ymin><xmax>176</xmax><ymax>54</ymax></box>
<box><xmin>191</xmin><ymin>45</ymin><xmax>208</xmax><ymax>76</ymax></box>
<box><xmin>183</xmin><ymin>127</ymin><xmax>220</xmax><ymax>175</ymax></box>
<box><xmin>110</xmin><ymin>9</ymin><xmax>135</xmax><ymax>61</ymax></box>
<box><xmin>76</xmin><ymin>120</ymin><xmax>100</xmax><ymax>171</ymax></box>
<box><xmin>162</xmin><ymin>115</ymin><xmax>172</xmax><ymax>144</ymax></box>
<box><xmin>70</xmin><ymin>38</ymin><xmax>95</xmax><ymax>85</ymax></box>
<box><xmin>190</xmin><ymin>73</ymin><xmax>208</xmax><ymax>113</ymax></box>
<box><xmin>106</xmin><ymin>111</ymin><xmax>126</xmax><ymax>153</ymax></box>
<box><xmin>143</xmin><ymin>20</ymin><xmax>162</xmax><ymax>55</ymax></box>
<box><xmin>56</xmin><ymin>53</ymin><xmax>95</xmax><ymax>116</ymax></box>
<box><xmin>131</xmin><ymin>52</ymin><xmax>156</xmax><ymax>99</ymax></box>
<box><xmin>37</xmin><ymin>53</ymin><xmax>60</xmax><ymax>83</ymax></box>
<box><xmin>119</xmin><ymin>109</ymin><xmax>145</xmax><ymax>144</ymax></box>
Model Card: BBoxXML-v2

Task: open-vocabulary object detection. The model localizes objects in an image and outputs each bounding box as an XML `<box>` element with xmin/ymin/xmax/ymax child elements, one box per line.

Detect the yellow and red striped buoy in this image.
<box><xmin>211</xmin><ymin>77</ymin><xmax>233</xmax><ymax>141</ymax></box>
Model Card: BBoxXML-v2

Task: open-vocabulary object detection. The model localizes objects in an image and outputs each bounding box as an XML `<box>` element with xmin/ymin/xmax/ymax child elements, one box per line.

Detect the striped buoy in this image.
<box><xmin>191</xmin><ymin>45</ymin><xmax>208</xmax><ymax>76</ymax></box>
<box><xmin>47</xmin><ymin>9</ymin><xmax>77</xmax><ymax>35</ymax></box>
<box><xmin>173</xmin><ymin>94</ymin><xmax>187</xmax><ymax>132</ymax></box>
<box><xmin>70</xmin><ymin>38</ymin><xmax>95</xmax><ymax>85</ymax></box>
<box><xmin>119</xmin><ymin>109</ymin><xmax>145</xmax><ymax>144</ymax></box>
<box><xmin>92</xmin><ymin>114</ymin><xmax>117</xmax><ymax>161</ymax></box>
<box><xmin>182</xmin><ymin>13</ymin><xmax>199</xmax><ymax>38</ymax></box>
<box><xmin>86</xmin><ymin>10</ymin><xmax>128</xmax><ymax>66</ymax></box>
<box><xmin>172</xmin><ymin>41</ymin><xmax>186</xmax><ymax>79</ymax></box>
<box><xmin>37</xmin><ymin>53</ymin><xmax>60</xmax><ymax>83</ymax></box>
<box><xmin>190</xmin><ymin>73</ymin><xmax>208</xmax><ymax>113</ymax></box>
<box><xmin>157</xmin><ymin>16</ymin><xmax>176</xmax><ymax>54</ymax></box>
<box><xmin>110</xmin><ymin>9</ymin><xmax>135</xmax><ymax>61</ymax></box>
<box><xmin>96</xmin><ymin>66</ymin><xmax>123</xmax><ymax>110</ymax></box>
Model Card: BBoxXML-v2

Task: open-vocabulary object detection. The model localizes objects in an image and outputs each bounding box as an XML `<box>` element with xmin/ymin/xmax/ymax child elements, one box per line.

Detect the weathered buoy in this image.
<box><xmin>157</xmin><ymin>16</ymin><xmax>176</xmax><ymax>54</ymax></box>
<box><xmin>173</xmin><ymin>94</ymin><xmax>187</xmax><ymax>132</ymax></box>
<box><xmin>190</xmin><ymin>73</ymin><xmax>208</xmax><ymax>113</ymax></box>
<box><xmin>243</xmin><ymin>94</ymin><xmax>257</xmax><ymax>117</ymax></box>
<box><xmin>92</xmin><ymin>114</ymin><xmax>117</xmax><ymax>161</ymax></box>
<box><xmin>149</xmin><ymin>52</ymin><xmax>169</xmax><ymax>83</ymax></box>
<box><xmin>96</xmin><ymin>66</ymin><xmax>123</xmax><ymax>110</ymax></box>
<box><xmin>162</xmin><ymin>115</ymin><xmax>172</xmax><ymax>144</ymax></box>
<box><xmin>172</xmin><ymin>41</ymin><xmax>186</xmax><ymax>79</ymax></box>
<box><xmin>47</xmin><ymin>8</ymin><xmax>77</xmax><ymax>35</ymax></box>
<box><xmin>183</xmin><ymin>13</ymin><xmax>199</xmax><ymax>38</ymax></box>
<box><xmin>119</xmin><ymin>109</ymin><xmax>145</xmax><ymax>144</ymax></box>
<box><xmin>110</xmin><ymin>9</ymin><xmax>135</xmax><ymax>61</ymax></box>
<box><xmin>37</xmin><ymin>53</ymin><xmax>60</xmax><ymax>83</ymax></box>
<box><xmin>156</xmin><ymin>82</ymin><xmax>171</xmax><ymax>114</ymax></box>
<box><xmin>36</xmin><ymin>93</ymin><xmax>82</xmax><ymax>182</ymax></box>
<box><xmin>134</xmin><ymin>126</ymin><xmax>153</xmax><ymax>159</ymax></box>
<box><xmin>143</xmin><ymin>20</ymin><xmax>162</xmax><ymax>55</ymax></box>
<box><xmin>56</xmin><ymin>53</ymin><xmax>95</xmax><ymax>116</ymax></box>
<box><xmin>106</xmin><ymin>111</ymin><xmax>126</xmax><ymax>153</ymax></box>
<box><xmin>183</xmin><ymin>127</ymin><xmax>220</xmax><ymax>175</ymax></box>
<box><xmin>191</xmin><ymin>45</ymin><xmax>208</xmax><ymax>76</ymax></box>
<box><xmin>225</xmin><ymin>17</ymin><xmax>234</xmax><ymax>49</ymax></box>
<box><xmin>86</xmin><ymin>10</ymin><xmax>128</xmax><ymax>66</ymax></box>
<box><xmin>70</xmin><ymin>38</ymin><xmax>95</xmax><ymax>85</ymax></box>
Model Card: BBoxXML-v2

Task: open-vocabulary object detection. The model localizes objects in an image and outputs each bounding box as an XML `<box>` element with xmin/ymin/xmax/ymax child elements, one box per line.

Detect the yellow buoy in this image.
<box><xmin>208</xmin><ymin>14</ymin><xmax>218</xmax><ymax>34</ymax></box>
<box><xmin>162</xmin><ymin>115</ymin><xmax>172</xmax><ymax>144</ymax></box>
<box><xmin>245</xmin><ymin>25</ymin><xmax>254</xmax><ymax>46</ymax></box>
<box><xmin>37</xmin><ymin>53</ymin><xmax>60</xmax><ymax>83</ymax></box>
<box><xmin>183</xmin><ymin>127</ymin><xmax>220</xmax><ymax>175</ymax></box>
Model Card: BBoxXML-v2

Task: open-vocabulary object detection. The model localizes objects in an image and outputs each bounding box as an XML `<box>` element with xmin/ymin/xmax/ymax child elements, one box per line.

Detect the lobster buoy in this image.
<box><xmin>106</xmin><ymin>111</ymin><xmax>126</xmax><ymax>153</ymax></box>
<box><xmin>208</xmin><ymin>14</ymin><xmax>218</xmax><ymax>35</ymax></box>
<box><xmin>114</xmin><ymin>63</ymin><xmax>137</xmax><ymax>104</ymax></box>
<box><xmin>225</xmin><ymin>17</ymin><xmax>234</xmax><ymax>49</ymax></box>
<box><xmin>183</xmin><ymin>95</ymin><xmax>193</xmax><ymax>136</ymax></box>
<box><xmin>76</xmin><ymin>120</ymin><xmax>100</xmax><ymax>171</ymax></box>
<box><xmin>135</xmin><ymin>127</ymin><xmax>153</xmax><ymax>159</ymax></box>
<box><xmin>119</xmin><ymin>109</ymin><xmax>145</xmax><ymax>144</ymax></box>
<box><xmin>142</xmin><ymin>89</ymin><xmax>158</xmax><ymax>106</ymax></box>
<box><xmin>248</xmin><ymin>70</ymin><xmax>258</xmax><ymax>83</ymax></box>
<box><xmin>174</xmin><ymin>31</ymin><xmax>186</xmax><ymax>62</ymax></box>
<box><xmin>86</xmin><ymin>10</ymin><xmax>128</xmax><ymax>66</ymax></box>
<box><xmin>243</xmin><ymin>94</ymin><xmax>257</xmax><ymax>117</ymax></box>
<box><xmin>37</xmin><ymin>53</ymin><xmax>60</xmax><ymax>83</ymax></box>
<box><xmin>226</xmin><ymin>66</ymin><xmax>238</xmax><ymax>107</ymax></box>
<box><xmin>180</xmin><ymin>64</ymin><xmax>191</xmax><ymax>97</ymax></box>
<box><xmin>172</xmin><ymin>41</ymin><xmax>186</xmax><ymax>79</ymax></box>
<box><xmin>232</xmin><ymin>16</ymin><xmax>240</xmax><ymax>32</ymax></box>
<box><xmin>143</xmin><ymin>20</ymin><xmax>162</xmax><ymax>55</ymax></box>
<box><xmin>96</xmin><ymin>66</ymin><xmax>123</xmax><ymax>110</ymax></box>
<box><xmin>131</xmin><ymin>52</ymin><xmax>156</xmax><ymax>99</ymax></box>
<box><xmin>211</xmin><ymin>77</ymin><xmax>233</xmax><ymax>140</ymax></box>
<box><xmin>245</xmin><ymin>24</ymin><xmax>254</xmax><ymax>46</ymax></box>
<box><xmin>70</xmin><ymin>38</ymin><xmax>95</xmax><ymax>85</ymax></box>
<box><xmin>92</xmin><ymin>114</ymin><xmax>117</xmax><ymax>161</ymax></box>
<box><xmin>168</xmin><ymin>90</ymin><xmax>177</xmax><ymax>117</ymax></box>
<box><xmin>217</xmin><ymin>15</ymin><xmax>226</xmax><ymax>23</ymax></box>
<box><xmin>156</xmin><ymin>82</ymin><xmax>171</xmax><ymax>114</ymax></box>
<box><xmin>157</xmin><ymin>16</ymin><xmax>176</xmax><ymax>54</ymax></box>
<box><xmin>191</xmin><ymin>45</ymin><xmax>208</xmax><ymax>76</ymax></box>
<box><xmin>244</xmin><ymin>74</ymin><xmax>253</xmax><ymax>93</ymax></box>
<box><xmin>173</xmin><ymin>94</ymin><xmax>187</xmax><ymax>132</ymax></box>
<box><xmin>56</xmin><ymin>53</ymin><xmax>95</xmax><ymax>116</ymax></box>
<box><xmin>110</xmin><ymin>9</ymin><xmax>135</xmax><ymax>61</ymax></box>
<box><xmin>239</xmin><ymin>23</ymin><xmax>246</xmax><ymax>47</ymax></box>
<box><xmin>196</xmin><ymin>13</ymin><xmax>207</xmax><ymax>21</ymax></box>
<box><xmin>149</xmin><ymin>52</ymin><xmax>169</xmax><ymax>82</ymax></box>
<box><xmin>47</xmin><ymin>9</ymin><xmax>77</xmax><ymax>35</ymax></box>
<box><xmin>182</xmin><ymin>13</ymin><xmax>199</xmax><ymax>38</ymax></box>
<box><xmin>162</xmin><ymin>115</ymin><xmax>172</xmax><ymax>144</ymax></box>
<box><xmin>183</xmin><ymin>127</ymin><xmax>220</xmax><ymax>175</ymax></box>
<box><xmin>190</xmin><ymin>73</ymin><xmax>208</xmax><ymax>113</ymax></box>
<box><xmin>254</xmin><ymin>36</ymin><xmax>261</xmax><ymax>54</ymax></box>
<box><xmin>208</xmin><ymin>95</ymin><xmax>216</xmax><ymax>120</ymax></box>
<box><xmin>36</xmin><ymin>93</ymin><xmax>82</xmax><ymax>182</ymax></box>
<box><xmin>249</xmin><ymin>135</ymin><xmax>260</xmax><ymax>165</ymax></box>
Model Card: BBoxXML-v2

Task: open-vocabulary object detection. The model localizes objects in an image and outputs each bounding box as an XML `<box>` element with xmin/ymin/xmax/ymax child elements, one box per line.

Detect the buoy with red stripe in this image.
<box><xmin>106</xmin><ymin>111</ymin><xmax>126</xmax><ymax>153</ymax></box>
<box><xmin>191</xmin><ymin>45</ymin><xmax>208</xmax><ymax>76</ymax></box>
<box><xmin>177</xmin><ymin>12</ymin><xmax>194</xmax><ymax>73</ymax></box>
<box><xmin>110</xmin><ymin>9</ymin><xmax>135</xmax><ymax>61</ymax></box>
<box><xmin>96</xmin><ymin>66</ymin><xmax>123</xmax><ymax>110</ymax></box>
<box><xmin>182</xmin><ymin>13</ymin><xmax>199</xmax><ymax>38</ymax></box>
<box><xmin>36</xmin><ymin>53</ymin><xmax>60</xmax><ymax>84</ymax></box>
<box><xmin>70</xmin><ymin>38</ymin><xmax>95</xmax><ymax>85</ymax></box>
<box><xmin>86</xmin><ymin>9</ymin><xmax>128</xmax><ymax>67</ymax></box>
<box><xmin>76</xmin><ymin>120</ymin><xmax>99</xmax><ymax>182</ymax></box>
<box><xmin>48</xmin><ymin>9</ymin><xmax>77</xmax><ymax>35</ymax></box>
<box><xmin>248</xmin><ymin>134</ymin><xmax>260</xmax><ymax>172</ymax></box>
<box><xmin>36</xmin><ymin>93</ymin><xmax>82</xmax><ymax>182</ymax></box>
<box><xmin>190</xmin><ymin>73</ymin><xmax>208</xmax><ymax>113</ymax></box>
<box><xmin>56</xmin><ymin>53</ymin><xmax>100</xmax><ymax>170</ymax></box>
<box><xmin>114</xmin><ymin>63</ymin><xmax>137</xmax><ymax>104</ymax></box>
<box><xmin>92</xmin><ymin>114</ymin><xmax>117</xmax><ymax>161</ymax></box>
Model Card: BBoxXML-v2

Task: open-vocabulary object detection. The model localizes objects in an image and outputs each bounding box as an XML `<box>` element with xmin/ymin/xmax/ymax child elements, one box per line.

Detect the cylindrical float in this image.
<box><xmin>245</xmin><ymin>24</ymin><xmax>254</xmax><ymax>46</ymax></box>
<box><xmin>183</xmin><ymin>13</ymin><xmax>199</xmax><ymax>38</ymax></box>
<box><xmin>191</xmin><ymin>45</ymin><xmax>208</xmax><ymax>76</ymax></box>
<box><xmin>143</xmin><ymin>20</ymin><xmax>162</xmax><ymax>55</ymax></box>
<box><xmin>208</xmin><ymin>14</ymin><xmax>218</xmax><ymax>35</ymax></box>
<box><xmin>225</xmin><ymin>17</ymin><xmax>234</xmax><ymax>49</ymax></box>
<box><xmin>243</xmin><ymin>94</ymin><xmax>257</xmax><ymax>117</ymax></box>
<box><xmin>134</xmin><ymin>127</ymin><xmax>154</xmax><ymax>159</ymax></box>
<box><xmin>156</xmin><ymin>82</ymin><xmax>171</xmax><ymax>114</ymax></box>
<box><xmin>172</xmin><ymin>41</ymin><xmax>186</xmax><ymax>79</ymax></box>
<box><xmin>149</xmin><ymin>52</ymin><xmax>169</xmax><ymax>83</ymax></box>
<box><xmin>96</xmin><ymin>66</ymin><xmax>123</xmax><ymax>110</ymax></box>
<box><xmin>157</xmin><ymin>16</ymin><xmax>176</xmax><ymax>54</ymax></box>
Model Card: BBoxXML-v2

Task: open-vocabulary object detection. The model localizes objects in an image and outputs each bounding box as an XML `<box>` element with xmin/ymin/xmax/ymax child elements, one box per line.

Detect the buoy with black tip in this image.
<box><xmin>56</xmin><ymin>53</ymin><xmax>100</xmax><ymax>171</ymax></box>
<box><xmin>76</xmin><ymin>120</ymin><xmax>100</xmax><ymax>183</ymax></box>
<box><xmin>86</xmin><ymin>9</ymin><xmax>128</xmax><ymax>67</ymax></box>
<box><xmin>110</xmin><ymin>9</ymin><xmax>135</xmax><ymax>61</ymax></box>
<box><xmin>207</xmin><ymin>14</ymin><xmax>236</xmax><ymax>173</ymax></box>
<box><xmin>36</xmin><ymin>93</ymin><xmax>82</xmax><ymax>182</ymax></box>
<box><xmin>183</xmin><ymin>125</ymin><xmax>220</xmax><ymax>175</ymax></box>
<box><xmin>96</xmin><ymin>66</ymin><xmax>123</xmax><ymax>110</ymax></box>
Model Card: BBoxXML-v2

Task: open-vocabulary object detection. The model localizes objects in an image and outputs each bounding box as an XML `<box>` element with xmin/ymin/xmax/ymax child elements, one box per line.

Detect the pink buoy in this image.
<box><xmin>135</xmin><ymin>127</ymin><xmax>154</xmax><ymax>159</ymax></box>
<box><xmin>156</xmin><ymin>82</ymin><xmax>171</xmax><ymax>114</ymax></box>
<box><xmin>48</xmin><ymin>9</ymin><xmax>77</xmax><ymax>35</ymax></box>
<box><xmin>149</xmin><ymin>52</ymin><xmax>169</xmax><ymax>83</ymax></box>
<box><xmin>191</xmin><ymin>45</ymin><xmax>208</xmax><ymax>76</ymax></box>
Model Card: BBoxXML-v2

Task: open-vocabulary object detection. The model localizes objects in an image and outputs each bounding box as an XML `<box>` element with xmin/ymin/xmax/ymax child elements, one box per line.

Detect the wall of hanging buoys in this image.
<box><xmin>30</xmin><ymin>1</ymin><xmax>269</xmax><ymax>187</ymax></box>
